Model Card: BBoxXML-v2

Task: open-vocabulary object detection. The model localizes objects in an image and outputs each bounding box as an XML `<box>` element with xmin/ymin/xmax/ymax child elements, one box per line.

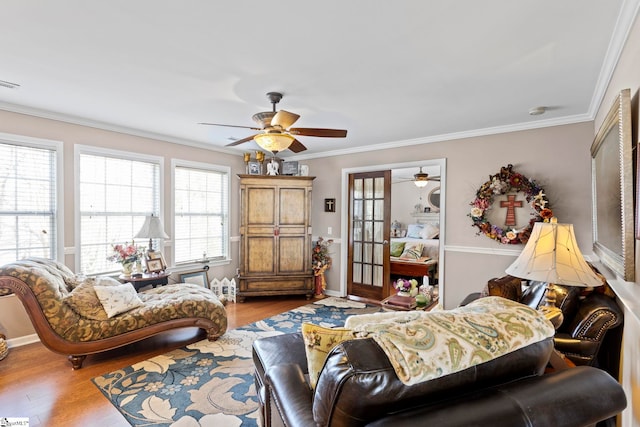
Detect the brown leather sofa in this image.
<box><xmin>253</xmin><ymin>330</ymin><xmax>626</xmax><ymax>427</ymax></box>
<box><xmin>462</xmin><ymin>276</ymin><xmax>624</xmax><ymax>373</ymax></box>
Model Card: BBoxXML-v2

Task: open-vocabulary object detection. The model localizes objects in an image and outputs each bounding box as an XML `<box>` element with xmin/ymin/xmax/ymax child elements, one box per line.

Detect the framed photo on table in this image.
<box><xmin>145</xmin><ymin>251</ymin><xmax>166</xmax><ymax>273</ymax></box>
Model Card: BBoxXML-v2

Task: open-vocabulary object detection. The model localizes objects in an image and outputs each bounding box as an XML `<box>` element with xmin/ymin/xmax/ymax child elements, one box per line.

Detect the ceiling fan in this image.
<box><xmin>413</xmin><ymin>167</ymin><xmax>440</xmax><ymax>187</ymax></box>
<box><xmin>199</xmin><ymin>92</ymin><xmax>347</xmax><ymax>154</ymax></box>
<box><xmin>393</xmin><ymin>167</ymin><xmax>441</xmax><ymax>187</ymax></box>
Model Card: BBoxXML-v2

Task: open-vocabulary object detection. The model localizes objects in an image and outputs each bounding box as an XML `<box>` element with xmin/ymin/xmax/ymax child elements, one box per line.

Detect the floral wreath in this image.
<box><xmin>469</xmin><ymin>164</ymin><xmax>552</xmax><ymax>244</ymax></box>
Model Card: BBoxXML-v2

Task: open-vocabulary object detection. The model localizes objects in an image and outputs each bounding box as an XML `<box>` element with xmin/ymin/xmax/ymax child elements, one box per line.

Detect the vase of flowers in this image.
<box><xmin>312</xmin><ymin>237</ymin><xmax>333</xmax><ymax>297</ymax></box>
<box><xmin>107</xmin><ymin>242</ymin><xmax>143</xmax><ymax>277</ymax></box>
<box><xmin>394</xmin><ymin>278</ymin><xmax>418</xmax><ymax>297</ymax></box>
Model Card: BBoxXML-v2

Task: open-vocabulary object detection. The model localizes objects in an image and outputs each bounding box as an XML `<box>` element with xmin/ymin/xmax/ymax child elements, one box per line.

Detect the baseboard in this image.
<box><xmin>7</xmin><ymin>333</ymin><xmax>40</xmax><ymax>348</ymax></box>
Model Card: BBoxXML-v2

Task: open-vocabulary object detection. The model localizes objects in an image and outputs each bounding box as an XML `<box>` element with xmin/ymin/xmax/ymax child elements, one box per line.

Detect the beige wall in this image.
<box><xmin>306</xmin><ymin>122</ymin><xmax>594</xmax><ymax>308</ymax></box>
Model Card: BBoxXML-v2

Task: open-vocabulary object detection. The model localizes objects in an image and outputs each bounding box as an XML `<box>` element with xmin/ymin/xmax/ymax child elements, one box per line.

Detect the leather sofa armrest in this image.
<box><xmin>553</xmin><ymin>334</ymin><xmax>600</xmax><ymax>364</ymax></box>
<box><xmin>565</xmin><ymin>294</ymin><xmax>623</xmax><ymax>340</ymax></box>
<box><xmin>266</xmin><ymin>363</ymin><xmax>315</xmax><ymax>427</ymax></box>
<box><xmin>366</xmin><ymin>366</ymin><xmax>626</xmax><ymax>427</ymax></box>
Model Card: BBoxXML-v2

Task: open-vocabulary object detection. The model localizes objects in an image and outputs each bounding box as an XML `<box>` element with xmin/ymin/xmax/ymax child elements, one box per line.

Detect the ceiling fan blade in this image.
<box><xmin>287</xmin><ymin>139</ymin><xmax>307</xmax><ymax>153</ymax></box>
<box><xmin>225</xmin><ymin>134</ymin><xmax>258</xmax><ymax>147</ymax></box>
<box><xmin>199</xmin><ymin>122</ymin><xmax>262</xmax><ymax>131</ymax></box>
<box><xmin>289</xmin><ymin>127</ymin><xmax>347</xmax><ymax>138</ymax></box>
<box><xmin>271</xmin><ymin>110</ymin><xmax>300</xmax><ymax>129</ymax></box>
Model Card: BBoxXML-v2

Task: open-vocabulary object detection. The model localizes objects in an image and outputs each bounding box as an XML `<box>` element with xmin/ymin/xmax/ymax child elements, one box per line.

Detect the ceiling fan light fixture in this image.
<box><xmin>253</xmin><ymin>133</ymin><xmax>295</xmax><ymax>153</ymax></box>
<box><xmin>413</xmin><ymin>167</ymin><xmax>430</xmax><ymax>187</ymax></box>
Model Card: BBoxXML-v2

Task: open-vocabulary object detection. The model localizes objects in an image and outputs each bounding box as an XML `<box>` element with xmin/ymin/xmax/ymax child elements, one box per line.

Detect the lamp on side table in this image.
<box><xmin>505</xmin><ymin>218</ymin><xmax>604</xmax><ymax>329</ymax></box>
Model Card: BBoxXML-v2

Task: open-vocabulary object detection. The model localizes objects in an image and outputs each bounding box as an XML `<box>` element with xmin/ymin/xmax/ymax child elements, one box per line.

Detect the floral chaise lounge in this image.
<box><xmin>0</xmin><ymin>257</ymin><xmax>227</xmax><ymax>369</ymax></box>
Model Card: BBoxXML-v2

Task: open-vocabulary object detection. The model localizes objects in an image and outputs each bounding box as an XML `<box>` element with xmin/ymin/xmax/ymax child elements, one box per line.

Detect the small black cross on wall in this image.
<box><xmin>324</xmin><ymin>198</ymin><xmax>336</xmax><ymax>212</ymax></box>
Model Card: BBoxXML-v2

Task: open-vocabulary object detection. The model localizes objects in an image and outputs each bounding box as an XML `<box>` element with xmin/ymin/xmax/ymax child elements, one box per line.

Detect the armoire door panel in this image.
<box><xmin>279</xmin><ymin>188</ymin><xmax>307</xmax><ymax>225</ymax></box>
<box><xmin>278</xmin><ymin>236</ymin><xmax>307</xmax><ymax>273</ymax></box>
<box><xmin>246</xmin><ymin>236</ymin><xmax>275</xmax><ymax>274</ymax></box>
<box><xmin>247</xmin><ymin>187</ymin><xmax>275</xmax><ymax>224</ymax></box>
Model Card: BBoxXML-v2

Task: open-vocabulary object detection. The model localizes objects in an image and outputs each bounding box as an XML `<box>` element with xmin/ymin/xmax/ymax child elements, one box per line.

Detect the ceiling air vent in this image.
<box><xmin>0</xmin><ymin>80</ymin><xmax>20</xmax><ymax>89</ymax></box>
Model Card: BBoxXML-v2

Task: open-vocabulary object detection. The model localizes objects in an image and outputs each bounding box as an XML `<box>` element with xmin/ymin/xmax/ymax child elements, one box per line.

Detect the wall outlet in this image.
<box><xmin>327</xmin><ymin>227</ymin><xmax>332</xmax><ymax>235</ymax></box>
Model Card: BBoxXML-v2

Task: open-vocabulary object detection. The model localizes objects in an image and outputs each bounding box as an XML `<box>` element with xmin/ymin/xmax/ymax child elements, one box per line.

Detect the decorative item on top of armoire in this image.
<box><xmin>237</xmin><ymin>175</ymin><xmax>315</xmax><ymax>302</ymax></box>
<box><xmin>312</xmin><ymin>237</ymin><xmax>333</xmax><ymax>297</ymax></box>
<box><xmin>469</xmin><ymin>164</ymin><xmax>552</xmax><ymax>244</ymax></box>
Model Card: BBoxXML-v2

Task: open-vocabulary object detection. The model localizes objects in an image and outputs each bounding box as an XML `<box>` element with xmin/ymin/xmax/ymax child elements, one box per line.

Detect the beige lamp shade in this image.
<box><xmin>253</xmin><ymin>133</ymin><xmax>295</xmax><ymax>153</ymax></box>
<box><xmin>135</xmin><ymin>214</ymin><xmax>169</xmax><ymax>252</ymax></box>
<box><xmin>505</xmin><ymin>221</ymin><xmax>602</xmax><ymax>288</ymax></box>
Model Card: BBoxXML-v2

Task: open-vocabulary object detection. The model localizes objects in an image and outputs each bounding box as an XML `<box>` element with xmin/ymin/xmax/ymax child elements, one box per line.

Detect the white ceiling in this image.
<box><xmin>1</xmin><ymin>1</ymin><xmax>637</xmax><ymax>159</ymax></box>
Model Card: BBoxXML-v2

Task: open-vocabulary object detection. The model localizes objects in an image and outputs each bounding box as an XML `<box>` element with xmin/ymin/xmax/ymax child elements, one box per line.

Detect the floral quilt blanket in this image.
<box><xmin>345</xmin><ymin>296</ymin><xmax>555</xmax><ymax>386</ymax></box>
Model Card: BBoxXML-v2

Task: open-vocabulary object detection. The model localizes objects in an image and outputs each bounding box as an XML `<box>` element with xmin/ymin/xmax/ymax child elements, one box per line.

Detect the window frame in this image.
<box><xmin>171</xmin><ymin>159</ymin><xmax>230</xmax><ymax>267</ymax></box>
<box><xmin>0</xmin><ymin>132</ymin><xmax>64</xmax><ymax>263</ymax></box>
<box><xmin>74</xmin><ymin>145</ymin><xmax>164</xmax><ymax>275</ymax></box>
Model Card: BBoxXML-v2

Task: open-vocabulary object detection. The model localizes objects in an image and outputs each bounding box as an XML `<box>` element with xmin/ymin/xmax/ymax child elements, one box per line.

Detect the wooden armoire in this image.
<box><xmin>237</xmin><ymin>175</ymin><xmax>315</xmax><ymax>302</ymax></box>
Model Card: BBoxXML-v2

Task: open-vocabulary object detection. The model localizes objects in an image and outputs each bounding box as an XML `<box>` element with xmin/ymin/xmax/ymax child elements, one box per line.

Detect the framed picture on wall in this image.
<box><xmin>178</xmin><ymin>271</ymin><xmax>209</xmax><ymax>287</ymax></box>
<box><xmin>591</xmin><ymin>88</ymin><xmax>634</xmax><ymax>281</ymax></box>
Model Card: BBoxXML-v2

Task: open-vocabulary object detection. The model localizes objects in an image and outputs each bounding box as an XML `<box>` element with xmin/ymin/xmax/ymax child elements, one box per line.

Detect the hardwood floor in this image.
<box><xmin>0</xmin><ymin>295</ymin><xmax>311</xmax><ymax>427</ymax></box>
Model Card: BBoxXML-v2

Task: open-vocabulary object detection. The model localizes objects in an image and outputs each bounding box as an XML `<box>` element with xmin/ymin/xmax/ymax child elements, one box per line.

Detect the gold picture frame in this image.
<box><xmin>591</xmin><ymin>88</ymin><xmax>634</xmax><ymax>281</ymax></box>
<box><xmin>145</xmin><ymin>250</ymin><xmax>167</xmax><ymax>273</ymax></box>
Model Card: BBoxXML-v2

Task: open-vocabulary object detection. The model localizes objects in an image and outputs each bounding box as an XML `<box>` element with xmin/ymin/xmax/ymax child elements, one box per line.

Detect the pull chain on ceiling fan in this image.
<box><xmin>199</xmin><ymin>92</ymin><xmax>347</xmax><ymax>154</ymax></box>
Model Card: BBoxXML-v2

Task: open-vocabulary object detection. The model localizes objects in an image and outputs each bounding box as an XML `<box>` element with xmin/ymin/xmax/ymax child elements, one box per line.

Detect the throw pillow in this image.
<box><xmin>390</xmin><ymin>241</ymin><xmax>406</xmax><ymax>257</ymax></box>
<box><xmin>301</xmin><ymin>322</ymin><xmax>356</xmax><ymax>390</ymax></box>
<box><xmin>63</xmin><ymin>279</ymin><xmax>108</xmax><ymax>320</ymax></box>
<box><xmin>400</xmin><ymin>242</ymin><xmax>424</xmax><ymax>259</ymax></box>
<box><xmin>406</xmin><ymin>224</ymin><xmax>424</xmax><ymax>239</ymax></box>
<box><xmin>420</xmin><ymin>223</ymin><xmax>440</xmax><ymax>239</ymax></box>
<box><xmin>94</xmin><ymin>283</ymin><xmax>144</xmax><ymax>318</ymax></box>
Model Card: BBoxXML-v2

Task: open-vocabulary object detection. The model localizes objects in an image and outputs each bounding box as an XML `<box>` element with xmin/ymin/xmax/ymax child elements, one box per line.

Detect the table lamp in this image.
<box><xmin>505</xmin><ymin>218</ymin><xmax>603</xmax><ymax>328</ymax></box>
<box><xmin>135</xmin><ymin>214</ymin><xmax>169</xmax><ymax>253</ymax></box>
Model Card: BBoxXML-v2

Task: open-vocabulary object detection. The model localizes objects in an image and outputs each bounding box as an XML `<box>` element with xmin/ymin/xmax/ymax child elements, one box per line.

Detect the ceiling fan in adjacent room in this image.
<box><xmin>199</xmin><ymin>92</ymin><xmax>347</xmax><ymax>154</ymax></box>
<box><xmin>412</xmin><ymin>167</ymin><xmax>440</xmax><ymax>187</ymax></box>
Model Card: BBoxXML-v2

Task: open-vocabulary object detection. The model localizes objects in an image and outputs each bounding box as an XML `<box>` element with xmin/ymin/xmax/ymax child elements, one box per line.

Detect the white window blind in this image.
<box><xmin>0</xmin><ymin>142</ymin><xmax>58</xmax><ymax>264</ymax></box>
<box><xmin>174</xmin><ymin>164</ymin><xmax>229</xmax><ymax>264</ymax></box>
<box><xmin>78</xmin><ymin>152</ymin><xmax>160</xmax><ymax>274</ymax></box>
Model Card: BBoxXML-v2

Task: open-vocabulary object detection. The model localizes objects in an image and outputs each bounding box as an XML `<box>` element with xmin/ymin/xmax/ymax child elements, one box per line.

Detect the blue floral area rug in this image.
<box><xmin>93</xmin><ymin>297</ymin><xmax>381</xmax><ymax>426</ymax></box>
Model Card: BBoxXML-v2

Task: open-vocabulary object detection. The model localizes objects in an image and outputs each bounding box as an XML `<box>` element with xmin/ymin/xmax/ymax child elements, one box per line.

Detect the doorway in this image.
<box><xmin>340</xmin><ymin>159</ymin><xmax>446</xmax><ymax>304</ymax></box>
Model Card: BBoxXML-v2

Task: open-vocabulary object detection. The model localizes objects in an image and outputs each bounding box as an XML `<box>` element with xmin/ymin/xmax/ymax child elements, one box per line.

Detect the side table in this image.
<box><xmin>119</xmin><ymin>272</ymin><xmax>170</xmax><ymax>291</ymax></box>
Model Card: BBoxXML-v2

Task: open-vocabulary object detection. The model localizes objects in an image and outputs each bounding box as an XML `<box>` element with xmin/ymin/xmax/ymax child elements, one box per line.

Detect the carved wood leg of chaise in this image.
<box><xmin>68</xmin><ymin>354</ymin><xmax>87</xmax><ymax>370</ymax></box>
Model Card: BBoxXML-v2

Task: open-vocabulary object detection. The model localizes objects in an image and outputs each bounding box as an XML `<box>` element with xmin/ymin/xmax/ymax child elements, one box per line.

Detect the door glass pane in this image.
<box><xmin>364</xmin><ymin>200</ymin><xmax>373</xmax><ymax>221</ymax></box>
<box><xmin>353</xmin><ymin>264</ymin><xmax>362</xmax><ymax>282</ymax></box>
<box><xmin>374</xmin><ymin>200</ymin><xmax>384</xmax><ymax>220</ymax></box>
<box><xmin>373</xmin><ymin>265</ymin><xmax>383</xmax><ymax>287</ymax></box>
<box><xmin>353</xmin><ymin>242</ymin><xmax>362</xmax><ymax>262</ymax></box>
<box><xmin>353</xmin><ymin>199</ymin><xmax>363</xmax><ymax>221</ymax></box>
<box><xmin>374</xmin><ymin>221</ymin><xmax>383</xmax><ymax>242</ymax></box>
<box><xmin>373</xmin><ymin>243</ymin><xmax>383</xmax><ymax>264</ymax></box>
<box><xmin>363</xmin><ymin>264</ymin><xmax>372</xmax><ymax>285</ymax></box>
<box><xmin>353</xmin><ymin>224</ymin><xmax>362</xmax><ymax>242</ymax></box>
<box><xmin>364</xmin><ymin>221</ymin><xmax>372</xmax><ymax>241</ymax></box>
<box><xmin>363</xmin><ymin>243</ymin><xmax>372</xmax><ymax>263</ymax></box>
<box><xmin>353</xmin><ymin>178</ymin><xmax>363</xmax><ymax>199</ymax></box>
<box><xmin>364</xmin><ymin>178</ymin><xmax>373</xmax><ymax>198</ymax></box>
<box><xmin>374</xmin><ymin>177</ymin><xmax>384</xmax><ymax>198</ymax></box>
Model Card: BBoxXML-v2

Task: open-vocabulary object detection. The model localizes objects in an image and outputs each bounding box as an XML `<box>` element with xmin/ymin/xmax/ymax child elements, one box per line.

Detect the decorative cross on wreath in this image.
<box><xmin>469</xmin><ymin>164</ymin><xmax>553</xmax><ymax>244</ymax></box>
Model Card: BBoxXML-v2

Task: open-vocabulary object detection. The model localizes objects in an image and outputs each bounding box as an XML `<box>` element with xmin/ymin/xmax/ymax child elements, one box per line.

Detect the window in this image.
<box><xmin>173</xmin><ymin>161</ymin><xmax>229</xmax><ymax>264</ymax></box>
<box><xmin>76</xmin><ymin>146</ymin><xmax>162</xmax><ymax>274</ymax></box>
<box><xmin>0</xmin><ymin>135</ymin><xmax>62</xmax><ymax>264</ymax></box>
